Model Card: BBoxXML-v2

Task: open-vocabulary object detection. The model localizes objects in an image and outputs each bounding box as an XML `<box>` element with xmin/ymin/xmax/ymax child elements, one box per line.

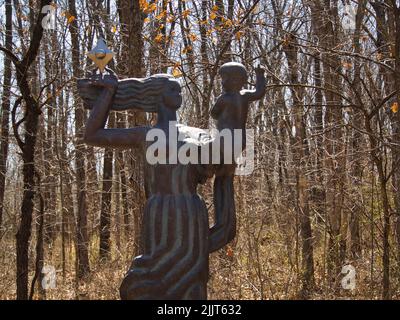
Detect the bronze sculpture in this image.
<box><xmin>77</xmin><ymin>46</ymin><xmax>265</xmax><ymax>299</ymax></box>
<box><xmin>210</xmin><ymin>62</ymin><xmax>265</xmax><ymax>253</ymax></box>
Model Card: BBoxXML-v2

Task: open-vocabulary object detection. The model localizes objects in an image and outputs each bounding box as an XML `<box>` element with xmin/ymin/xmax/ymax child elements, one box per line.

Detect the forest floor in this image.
<box><xmin>1</xmin><ymin>226</ymin><xmax>397</xmax><ymax>300</ymax></box>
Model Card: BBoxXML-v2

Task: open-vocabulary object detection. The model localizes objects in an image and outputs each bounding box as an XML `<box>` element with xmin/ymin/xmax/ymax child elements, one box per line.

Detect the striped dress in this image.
<box><xmin>120</xmin><ymin>128</ymin><xmax>214</xmax><ymax>300</ymax></box>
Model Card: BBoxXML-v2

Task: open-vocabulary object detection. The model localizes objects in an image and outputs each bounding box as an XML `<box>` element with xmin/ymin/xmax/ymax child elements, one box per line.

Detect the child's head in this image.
<box><xmin>219</xmin><ymin>62</ymin><xmax>247</xmax><ymax>92</ymax></box>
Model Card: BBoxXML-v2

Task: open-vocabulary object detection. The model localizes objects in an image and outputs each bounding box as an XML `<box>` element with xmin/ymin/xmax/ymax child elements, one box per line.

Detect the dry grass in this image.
<box><xmin>1</xmin><ymin>176</ymin><xmax>399</xmax><ymax>300</ymax></box>
<box><xmin>1</xmin><ymin>232</ymin><xmax>394</xmax><ymax>299</ymax></box>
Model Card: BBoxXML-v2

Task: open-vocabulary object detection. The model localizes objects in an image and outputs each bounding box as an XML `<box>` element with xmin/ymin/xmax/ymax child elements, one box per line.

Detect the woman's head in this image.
<box><xmin>162</xmin><ymin>78</ymin><xmax>182</xmax><ymax>110</ymax></box>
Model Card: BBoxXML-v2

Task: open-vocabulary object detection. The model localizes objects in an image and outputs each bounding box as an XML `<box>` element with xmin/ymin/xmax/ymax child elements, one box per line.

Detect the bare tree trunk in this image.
<box><xmin>178</xmin><ymin>0</ymin><xmax>201</xmax><ymax>126</ymax></box>
<box><xmin>118</xmin><ymin>0</ymin><xmax>146</xmax><ymax>256</ymax></box>
<box><xmin>371</xmin><ymin>1</ymin><xmax>397</xmax><ymax>298</ymax></box>
<box><xmin>380</xmin><ymin>171</ymin><xmax>391</xmax><ymax>300</ymax></box>
<box><xmin>282</xmin><ymin>32</ymin><xmax>315</xmax><ymax>298</ymax></box>
<box><xmin>318</xmin><ymin>1</ymin><xmax>346</xmax><ymax>286</ymax></box>
<box><xmin>42</xmin><ymin>41</ymin><xmax>57</xmax><ymax>247</ymax></box>
<box><xmin>388</xmin><ymin>2</ymin><xmax>400</xmax><ymax>278</ymax></box>
<box><xmin>68</xmin><ymin>0</ymin><xmax>90</xmax><ymax>279</ymax></box>
<box><xmin>11</xmin><ymin>0</ymin><xmax>52</xmax><ymax>300</ymax></box>
<box><xmin>0</xmin><ymin>0</ymin><xmax>12</xmax><ymax>229</ymax></box>
<box><xmin>57</xmin><ymin>82</ymin><xmax>74</xmax><ymax>278</ymax></box>
<box><xmin>114</xmin><ymin>156</ymin><xmax>121</xmax><ymax>251</ymax></box>
<box><xmin>309</xmin><ymin>0</ymin><xmax>325</xmax><ymax>232</ymax></box>
<box><xmin>199</xmin><ymin>0</ymin><xmax>210</xmax><ymax>124</ymax></box>
<box><xmin>115</xmin><ymin>112</ymin><xmax>130</xmax><ymax>241</ymax></box>
<box><xmin>118</xmin><ymin>0</ymin><xmax>145</xmax><ymax>76</ymax></box>
<box><xmin>348</xmin><ymin>1</ymin><xmax>367</xmax><ymax>259</ymax></box>
<box><xmin>364</xmin><ymin>113</ymin><xmax>391</xmax><ymax>299</ymax></box>
<box><xmin>97</xmin><ymin>0</ymin><xmax>116</xmax><ymax>261</ymax></box>
<box><xmin>29</xmin><ymin>176</ymin><xmax>45</xmax><ymax>300</ymax></box>
<box><xmin>99</xmin><ymin>112</ymin><xmax>115</xmax><ymax>260</ymax></box>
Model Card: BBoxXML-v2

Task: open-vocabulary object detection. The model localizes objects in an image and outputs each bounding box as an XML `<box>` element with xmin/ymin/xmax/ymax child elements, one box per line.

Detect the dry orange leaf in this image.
<box><xmin>342</xmin><ymin>62</ymin><xmax>352</xmax><ymax>70</ymax></box>
<box><xmin>139</xmin><ymin>0</ymin><xmax>149</xmax><ymax>10</ymax></box>
<box><xmin>391</xmin><ymin>102</ymin><xmax>399</xmax><ymax>113</ymax></box>
<box><xmin>235</xmin><ymin>31</ymin><xmax>243</xmax><ymax>40</ymax></box>
<box><xmin>210</xmin><ymin>12</ymin><xmax>217</xmax><ymax>20</ymax></box>
<box><xmin>145</xmin><ymin>3</ymin><xmax>157</xmax><ymax>14</ymax></box>
<box><xmin>172</xmin><ymin>67</ymin><xmax>182</xmax><ymax>78</ymax></box>
<box><xmin>226</xmin><ymin>246</ymin><xmax>234</xmax><ymax>257</ymax></box>
<box><xmin>182</xmin><ymin>45</ymin><xmax>192</xmax><ymax>54</ymax></box>
<box><xmin>156</xmin><ymin>10</ymin><xmax>166</xmax><ymax>20</ymax></box>
<box><xmin>182</xmin><ymin>9</ymin><xmax>191</xmax><ymax>19</ymax></box>
<box><xmin>189</xmin><ymin>33</ymin><xmax>197</xmax><ymax>42</ymax></box>
<box><xmin>154</xmin><ymin>33</ymin><xmax>163</xmax><ymax>43</ymax></box>
<box><xmin>62</xmin><ymin>11</ymin><xmax>75</xmax><ymax>24</ymax></box>
<box><xmin>224</xmin><ymin>19</ymin><xmax>233</xmax><ymax>27</ymax></box>
<box><xmin>67</xmin><ymin>15</ymin><xmax>76</xmax><ymax>24</ymax></box>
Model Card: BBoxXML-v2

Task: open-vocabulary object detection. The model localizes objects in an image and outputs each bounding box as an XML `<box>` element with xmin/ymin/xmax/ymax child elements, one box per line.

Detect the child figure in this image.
<box><xmin>211</xmin><ymin>62</ymin><xmax>266</xmax><ymax>146</ymax></box>
<box><xmin>209</xmin><ymin>62</ymin><xmax>266</xmax><ymax>253</ymax></box>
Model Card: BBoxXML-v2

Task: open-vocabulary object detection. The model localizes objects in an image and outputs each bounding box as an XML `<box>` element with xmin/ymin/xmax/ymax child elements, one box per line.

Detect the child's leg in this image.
<box><xmin>209</xmin><ymin>174</ymin><xmax>236</xmax><ymax>253</ymax></box>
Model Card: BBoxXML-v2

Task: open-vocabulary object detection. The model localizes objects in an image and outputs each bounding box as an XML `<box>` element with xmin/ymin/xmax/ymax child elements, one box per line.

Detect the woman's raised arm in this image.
<box><xmin>82</xmin><ymin>74</ymin><xmax>147</xmax><ymax>149</ymax></box>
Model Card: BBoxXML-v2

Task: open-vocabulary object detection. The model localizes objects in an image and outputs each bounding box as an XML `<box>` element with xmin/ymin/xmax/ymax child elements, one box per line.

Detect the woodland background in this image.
<box><xmin>1</xmin><ymin>0</ymin><xmax>400</xmax><ymax>300</ymax></box>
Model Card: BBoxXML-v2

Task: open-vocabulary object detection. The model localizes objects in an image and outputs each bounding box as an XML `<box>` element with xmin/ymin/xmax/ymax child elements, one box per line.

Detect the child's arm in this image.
<box><xmin>210</xmin><ymin>95</ymin><xmax>225</xmax><ymax>119</ymax></box>
<box><xmin>243</xmin><ymin>65</ymin><xmax>266</xmax><ymax>102</ymax></box>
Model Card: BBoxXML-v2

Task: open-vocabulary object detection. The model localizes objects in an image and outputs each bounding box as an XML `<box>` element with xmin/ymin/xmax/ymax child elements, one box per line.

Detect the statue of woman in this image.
<box><xmin>78</xmin><ymin>71</ymin><xmax>236</xmax><ymax>300</ymax></box>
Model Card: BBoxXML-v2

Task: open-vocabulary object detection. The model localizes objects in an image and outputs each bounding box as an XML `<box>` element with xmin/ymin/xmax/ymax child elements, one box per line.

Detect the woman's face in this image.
<box><xmin>163</xmin><ymin>80</ymin><xmax>182</xmax><ymax>110</ymax></box>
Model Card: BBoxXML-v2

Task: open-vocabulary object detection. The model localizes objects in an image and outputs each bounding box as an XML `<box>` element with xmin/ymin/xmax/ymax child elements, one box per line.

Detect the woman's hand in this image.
<box><xmin>255</xmin><ymin>64</ymin><xmax>265</xmax><ymax>76</ymax></box>
<box><xmin>89</xmin><ymin>68</ymin><xmax>119</xmax><ymax>93</ymax></box>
